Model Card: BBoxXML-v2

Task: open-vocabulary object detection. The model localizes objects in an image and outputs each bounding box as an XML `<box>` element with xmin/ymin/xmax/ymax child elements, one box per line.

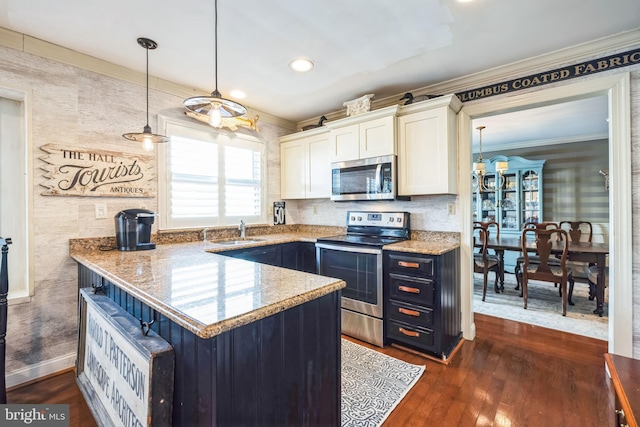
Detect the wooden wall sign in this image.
<box><xmin>455</xmin><ymin>47</ymin><xmax>640</xmax><ymax>103</ymax></box>
<box><xmin>39</xmin><ymin>144</ymin><xmax>155</xmax><ymax>197</ymax></box>
<box><xmin>77</xmin><ymin>289</ymin><xmax>174</xmax><ymax>427</ymax></box>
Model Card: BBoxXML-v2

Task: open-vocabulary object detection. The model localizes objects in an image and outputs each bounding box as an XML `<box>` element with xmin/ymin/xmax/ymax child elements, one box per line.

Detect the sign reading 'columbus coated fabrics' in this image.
<box><xmin>455</xmin><ymin>47</ymin><xmax>640</xmax><ymax>102</ymax></box>
<box><xmin>39</xmin><ymin>144</ymin><xmax>155</xmax><ymax>197</ymax></box>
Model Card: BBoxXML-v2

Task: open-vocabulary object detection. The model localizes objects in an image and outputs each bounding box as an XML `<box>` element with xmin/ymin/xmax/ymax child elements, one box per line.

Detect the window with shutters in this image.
<box><xmin>157</xmin><ymin>117</ymin><xmax>265</xmax><ymax>229</ymax></box>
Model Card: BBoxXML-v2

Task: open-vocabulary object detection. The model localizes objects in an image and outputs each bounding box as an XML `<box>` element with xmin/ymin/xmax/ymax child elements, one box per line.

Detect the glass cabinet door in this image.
<box><xmin>521</xmin><ymin>170</ymin><xmax>540</xmax><ymax>224</ymax></box>
<box><xmin>500</xmin><ymin>173</ymin><xmax>518</xmax><ymax>231</ymax></box>
<box><xmin>479</xmin><ymin>179</ymin><xmax>497</xmax><ymax>222</ymax></box>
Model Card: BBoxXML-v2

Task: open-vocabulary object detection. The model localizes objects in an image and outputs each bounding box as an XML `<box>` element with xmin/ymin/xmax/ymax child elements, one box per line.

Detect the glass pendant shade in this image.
<box><xmin>183</xmin><ymin>89</ymin><xmax>247</xmax><ymax>128</ymax></box>
<box><xmin>495</xmin><ymin>161</ymin><xmax>509</xmax><ymax>173</ymax></box>
<box><xmin>472</xmin><ymin>125</ymin><xmax>509</xmax><ymax>193</ymax></box>
<box><xmin>473</xmin><ymin>160</ymin><xmax>486</xmax><ymax>174</ymax></box>
<box><xmin>183</xmin><ymin>0</ymin><xmax>247</xmax><ymax>127</ymax></box>
<box><xmin>122</xmin><ymin>38</ymin><xmax>169</xmax><ymax>149</ymax></box>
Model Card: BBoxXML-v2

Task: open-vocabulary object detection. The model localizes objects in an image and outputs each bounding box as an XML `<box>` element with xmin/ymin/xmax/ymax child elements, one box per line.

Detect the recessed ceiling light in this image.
<box><xmin>289</xmin><ymin>58</ymin><xmax>314</xmax><ymax>72</ymax></box>
<box><xmin>230</xmin><ymin>90</ymin><xmax>246</xmax><ymax>99</ymax></box>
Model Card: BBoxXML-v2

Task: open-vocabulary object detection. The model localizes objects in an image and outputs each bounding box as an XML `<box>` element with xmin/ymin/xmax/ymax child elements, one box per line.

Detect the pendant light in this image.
<box><xmin>472</xmin><ymin>125</ymin><xmax>508</xmax><ymax>193</ymax></box>
<box><xmin>183</xmin><ymin>0</ymin><xmax>247</xmax><ymax>128</ymax></box>
<box><xmin>123</xmin><ymin>37</ymin><xmax>169</xmax><ymax>151</ymax></box>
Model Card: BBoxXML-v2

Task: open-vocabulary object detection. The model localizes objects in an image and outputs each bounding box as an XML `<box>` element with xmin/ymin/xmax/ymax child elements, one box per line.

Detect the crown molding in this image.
<box><xmin>474</xmin><ymin>132</ymin><xmax>609</xmax><ymax>153</ymax></box>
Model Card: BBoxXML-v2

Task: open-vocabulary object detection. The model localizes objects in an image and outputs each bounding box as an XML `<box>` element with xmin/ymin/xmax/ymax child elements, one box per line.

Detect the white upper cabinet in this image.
<box><xmin>326</xmin><ymin>105</ymin><xmax>398</xmax><ymax>162</ymax></box>
<box><xmin>397</xmin><ymin>94</ymin><xmax>462</xmax><ymax>195</ymax></box>
<box><xmin>280</xmin><ymin>128</ymin><xmax>331</xmax><ymax>199</ymax></box>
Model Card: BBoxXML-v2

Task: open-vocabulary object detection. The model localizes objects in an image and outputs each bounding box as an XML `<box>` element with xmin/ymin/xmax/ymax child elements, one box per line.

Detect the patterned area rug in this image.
<box><xmin>341</xmin><ymin>338</ymin><xmax>424</xmax><ymax>427</ymax></box>
<box><xmin>474</xmin><ymin>272</ymin><xmax>608</xmax><ymax>340</ymax></box>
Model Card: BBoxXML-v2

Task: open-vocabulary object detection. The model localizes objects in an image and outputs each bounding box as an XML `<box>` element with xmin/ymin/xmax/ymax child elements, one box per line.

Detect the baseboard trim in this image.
<box><xmin>6</xmin><ymin>353</ymin><xmax>76</xmax><ymax>388</ymax></box>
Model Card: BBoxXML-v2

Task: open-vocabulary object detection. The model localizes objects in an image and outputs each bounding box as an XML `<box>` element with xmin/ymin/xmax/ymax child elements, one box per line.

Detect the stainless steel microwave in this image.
<box><xmin>331</xmin><ymin>155</ymin><xmax>408</xmax><ymax>201</ymax></box>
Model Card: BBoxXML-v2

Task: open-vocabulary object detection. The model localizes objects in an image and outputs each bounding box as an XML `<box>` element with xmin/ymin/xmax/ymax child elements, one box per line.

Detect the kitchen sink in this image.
<box><xmin>212</xmin><ymin>239</ymin><xmax>265</xmax><ymax>246</ymax></box>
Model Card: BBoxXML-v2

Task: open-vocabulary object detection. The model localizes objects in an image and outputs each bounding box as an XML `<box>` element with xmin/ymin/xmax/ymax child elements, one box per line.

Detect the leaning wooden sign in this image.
<box><xmin>77</xmin><ymin>289</ymin><xmax>174</xmax><ymax>427</ymax></box>
<box><xmin>39</xmin><ymin>144</ymin><xmax>155</xmax><ymax>197</ymax></box>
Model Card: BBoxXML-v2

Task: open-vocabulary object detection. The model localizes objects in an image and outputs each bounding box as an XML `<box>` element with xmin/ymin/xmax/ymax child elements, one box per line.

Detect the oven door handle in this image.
<box><xmin>315</xmin><ymin>242</ymin><xmax>382</xmax><ymax>255</ymax></box>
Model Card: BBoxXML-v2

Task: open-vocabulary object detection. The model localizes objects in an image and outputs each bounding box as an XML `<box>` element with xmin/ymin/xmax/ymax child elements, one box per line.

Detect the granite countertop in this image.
<box><xmin>202</xmin><ymin>232</ymin><xmax>460</xmax><ymax>256</ymax></box>
<box><xmin>383</xmin><ymin>239</ymin><xmax>460</xmax><ymax>255</ymax></box>
<box><xmin>70</xmin><ymin>232</ymin><xmax>346</xmax><ymax>340</ymax></box>
<box><xmin>70</xmin><ymin>229</ymin><xmax>460</xmax><ymax>340</ymax></box>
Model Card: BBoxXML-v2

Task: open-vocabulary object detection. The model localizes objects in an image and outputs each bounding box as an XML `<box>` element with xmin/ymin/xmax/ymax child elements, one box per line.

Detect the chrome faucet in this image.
<box><xmin>239</xmin><ymin>220</ymin><xmax>246</xmax><ymax>240</ymax></box>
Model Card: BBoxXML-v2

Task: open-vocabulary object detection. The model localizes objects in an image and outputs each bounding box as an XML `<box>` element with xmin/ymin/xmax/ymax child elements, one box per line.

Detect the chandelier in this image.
<box><xmin>122</xmin><ymin>38</ymin><xmax>170</xmax><ymax>151</ymax></box>
<box><xmin>472</xmin><ymin>125</ymin><xmax>508</xmax><ymax>192</ymax></box>
<box><xmin>183</xmin><ymin>0</ymin><xmax>247</xmax><ymax>129</ymax></box>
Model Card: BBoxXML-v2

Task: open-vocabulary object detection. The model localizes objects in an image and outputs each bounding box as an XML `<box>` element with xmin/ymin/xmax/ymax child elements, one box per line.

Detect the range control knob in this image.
<box><xmin>389</xmin><ymin>217</ymin><xmax>394</xmax><ymax>222</ymax></box>
<box><xmin>357</xmin><ymin>216</ymin><xmax>362</xmax><ymax>221</ymax></box>
<box><xmin>350</xmin><ymin>216</ymin><xmax>355</xmax><ymax>221</ymax></box>
<box><xmin>396</xmin><ymin>217</ymin><xmax>402</xmax><ymax>223</ymax></box>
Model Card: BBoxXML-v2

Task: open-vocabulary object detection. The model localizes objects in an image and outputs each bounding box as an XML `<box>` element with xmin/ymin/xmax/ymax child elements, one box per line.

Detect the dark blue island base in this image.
<box><xmin>78</xmin><ymin>265</ymin><xmax>342</xmax><ymax>426</ymax></box>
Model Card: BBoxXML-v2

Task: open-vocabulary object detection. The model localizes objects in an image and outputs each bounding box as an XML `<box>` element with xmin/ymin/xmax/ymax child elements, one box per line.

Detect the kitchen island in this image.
<box><xmin>71</xmin><ymin>237</ymin><xmax>345</xmax><ymax>426</ymax></box>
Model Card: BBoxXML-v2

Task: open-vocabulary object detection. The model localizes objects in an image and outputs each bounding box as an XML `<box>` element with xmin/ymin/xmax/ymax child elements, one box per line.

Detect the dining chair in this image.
<box><xmin>586</xmin><ymin>264</ymin><xmax>609</xmax><ymax>317</ymax></box>
<box><xmin>514</xmin><ymin>222</ymin><xmax>560</xmax><ymax>292</ymax></box>
<box><xmin>559</xmin><ymin>220</ymin><xmax>595</xmax><ymax>296</ymax></box>
<box><xmin>559</xmin><ymin>221</ymin><xmax>593</xmax><ymax>243</ymax></box>
<box><xmin>519</xmin><ymin>227</ymin><xmax>574</xmax><ymax>316</ymax></box>
<box><xmin>473</xmin><ymin>225</ymin><xmax>500</xmax><ymax>301</ymax></box>
<box><xmin>473</xmin><ymin>220</ymin><xmax>503</xmax><ymax>287</ymax></box>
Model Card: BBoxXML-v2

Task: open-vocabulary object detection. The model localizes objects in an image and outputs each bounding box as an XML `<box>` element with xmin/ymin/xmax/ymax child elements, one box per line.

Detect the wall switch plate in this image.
<box><xmin>95</xmin><ymin>203</ymin><xmax>107</xmax><ymax>219</ymax></box>
<box><xmin>447</xmin><ymin>202</ymin><xmax>456</xmax><ymax>215</ymax></box>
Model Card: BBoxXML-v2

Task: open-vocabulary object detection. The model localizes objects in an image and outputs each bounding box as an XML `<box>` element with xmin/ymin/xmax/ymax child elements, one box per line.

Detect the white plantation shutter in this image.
<box><xmin>224</xmin><ymin>146</ymin><xmax>262</xmax><ymax>217</ymax></box>
<box><xmin>158</xmin><ymin>118</ymin><xmax>265</xmax><ymax>229</ymax></box>
<box><xmin>170</xmin><ymin>136</ymin><xmax>218</xmax><ymax>222</ymax></box>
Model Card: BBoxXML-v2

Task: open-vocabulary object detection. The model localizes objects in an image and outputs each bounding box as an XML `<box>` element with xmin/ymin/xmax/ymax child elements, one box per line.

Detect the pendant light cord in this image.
<box><xmin>145</xmin><ymin>44</ymin><xmax>150</xmax><ymax>127</ymax></box>
<box><xmin>214</xmin><ymin>0</ymin><xmax>218</xmax><ymax>93</ymax></box>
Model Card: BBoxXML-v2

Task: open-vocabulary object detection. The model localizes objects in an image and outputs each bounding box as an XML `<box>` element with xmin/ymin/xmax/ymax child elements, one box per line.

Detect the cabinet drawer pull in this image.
<box><xmin>398</xmin><ymin>327</ymin><xmax>420</xmax><ymax>337</ymax></box>
<box><xmin>398</xmin><ymin>307</ymin><xmax>420</xmax><ymax>317</ymax></box>
<box><xmin>398</xmin><ymin>261</ymin><xmax>420</xmax><ymax>268</ymax></box>
<box><xmin>398</xmin><ymin>285</ymin><xmax>420</xmax><ymax>294</ymax></box>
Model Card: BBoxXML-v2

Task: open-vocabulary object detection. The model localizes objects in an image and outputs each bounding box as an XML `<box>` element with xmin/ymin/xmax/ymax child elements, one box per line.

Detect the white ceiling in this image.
<box><xmin>0</xmin><ymin>0</ymin><xmax>637</xmax><ymax>130</ymax></box>
<box><xmin>471</xmin><ymin>95</ymin><xmax>610</xmax><ymax>150</ymax></box>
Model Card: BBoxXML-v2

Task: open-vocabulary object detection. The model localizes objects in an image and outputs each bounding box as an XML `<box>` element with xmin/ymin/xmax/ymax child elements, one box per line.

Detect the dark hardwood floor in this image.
<box><xmin>7</xmin><ymin>313</ymin><xmax>613</xmax><ymax>426</ymax></box>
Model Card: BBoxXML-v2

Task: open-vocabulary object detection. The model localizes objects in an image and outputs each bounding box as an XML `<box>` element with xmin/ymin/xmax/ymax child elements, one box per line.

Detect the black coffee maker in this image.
<box><xmin>115</xmin><ymin>209</ymin><xmax>156</xmax><ymax>251</ymax></box>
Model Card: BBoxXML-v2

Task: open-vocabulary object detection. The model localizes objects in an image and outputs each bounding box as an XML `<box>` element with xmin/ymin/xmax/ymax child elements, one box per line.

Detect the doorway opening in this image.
<box><xmin>458</xmin><ymin>73</ymin><xmax>632</xmax><ymax>357</ymax></box>
<box><xmin>470</xmin><ymin>100</ymin><xmax>609</xmax><ymax>339</ymax></box>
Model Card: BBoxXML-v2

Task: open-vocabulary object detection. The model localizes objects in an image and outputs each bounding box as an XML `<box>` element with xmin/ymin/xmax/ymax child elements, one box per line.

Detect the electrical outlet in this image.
<box><xmin>447</xmin><ymin>202</ymin><xmax>456</xmax><ymax>215</ymax></box>
<box><xmin>313</xmin><ymin>205</ymin><xmax>318</xmax><ymax>214</ymax></box>
<box><xmin>95</xmin><ymin>203</ymin><xmax>107</xmax><ymax>219</ymax></box>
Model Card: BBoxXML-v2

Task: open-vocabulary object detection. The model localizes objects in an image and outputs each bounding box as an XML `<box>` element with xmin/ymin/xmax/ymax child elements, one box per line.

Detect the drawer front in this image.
<box><xmin>387</xmin><ymin>300</ymin><xmax>433</xmax><ymax>328</ymax></box>
<box><xmin>388</xmin><ymin>253</ymin><xmax>434</xmax><ymax>276</ymax></box>
<box><xmin>389</xmin><ymin>273</ymin><xmax>435</xmax><ymax>306</ymax></box>
<box><xmin>387</xmin><ymin>320</ymin><xmax>434</xmax><ymax>349</ymax></box>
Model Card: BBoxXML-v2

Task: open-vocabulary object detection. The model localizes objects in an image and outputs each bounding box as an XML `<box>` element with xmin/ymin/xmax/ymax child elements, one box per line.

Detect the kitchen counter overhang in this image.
<box><xmin>71</xmin><ymin>234</ymin><xmax>347</xmax><ymax>426</ymax></box>
<box><xmin>70</xmin><ymin>237</ymin><xmax>345</xmax><ymax>339</ymax></box>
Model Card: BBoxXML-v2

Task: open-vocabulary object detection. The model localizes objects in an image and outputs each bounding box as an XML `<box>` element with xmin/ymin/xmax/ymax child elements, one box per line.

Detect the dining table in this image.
<box><xmin>482</xmin><ymin>236</ymin><xmax>609</xmax><ymax>316</ymax></box>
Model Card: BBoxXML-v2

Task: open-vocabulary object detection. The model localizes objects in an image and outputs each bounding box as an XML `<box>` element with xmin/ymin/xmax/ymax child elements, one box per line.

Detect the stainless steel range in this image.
<box><xmin>316</xmin><ymin>211</ymin><xmax>410</xmax><ymax>347</ymax></box>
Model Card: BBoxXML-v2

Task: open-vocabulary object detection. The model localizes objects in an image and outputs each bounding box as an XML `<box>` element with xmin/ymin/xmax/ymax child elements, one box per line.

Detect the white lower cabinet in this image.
<box><xmin>397</xmin><ymin>94</ymin><xmax>462</xmax><ymax>195</ymax></box>
<box><xmin>280</xmin><ymin>129</ymin><xmax>330</xmax><ymax>199</ymax></box>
